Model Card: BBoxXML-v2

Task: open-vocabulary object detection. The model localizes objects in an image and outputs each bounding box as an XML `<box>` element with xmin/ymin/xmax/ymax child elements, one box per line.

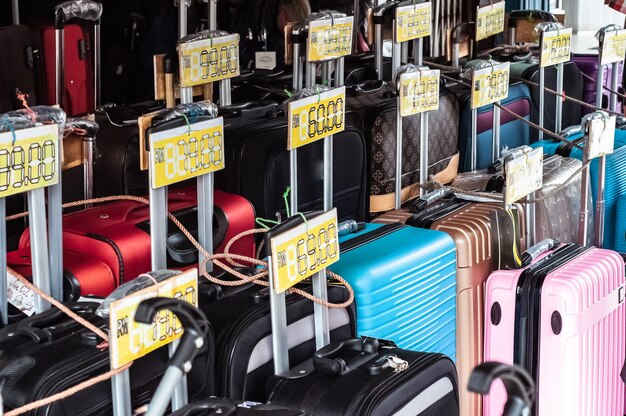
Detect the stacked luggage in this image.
<box><xmin>1</xmin><ymin>1</ymin><xmax>626</xmax><ymax>416</ymax></box>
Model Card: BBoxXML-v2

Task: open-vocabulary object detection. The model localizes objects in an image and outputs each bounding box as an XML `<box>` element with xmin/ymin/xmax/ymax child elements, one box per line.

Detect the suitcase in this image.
<box><xmin>214</xmin><ymin>102</ymin><xmax>368</xmax><ymax>222</ymax></box>
<box><xmin>18</xmin><ymin>186</ymin><xmax>256</xmax><ymax>297</ymax></box>
<box><xmin>531</xmin><ymin>128</ymin><xmax>626</xmax><ymax>250</ymax></box>
<box><xmin>267</xmin><ymin>338</ymin><xmax>460</xmax><ymax>415</ymax></box>
<box><xmin>169</xmin><ymin>399</ymin><xmax>305</xmax><ymax>416</ymax></box>
<box><xmin>572</xmin><ymin>54</ymin><xmax>624</xmax><ymax>115</ymax></box>
<box><xmin>483</xmin><ymin>242</ymin><xmax>626</xmax><ymax>415</ymax></box>
<box><xmin>454</xmin><ymin>81</ymin><xmax>532</xmax><ymax>172</ymax></box>
<box><xmin>615</xmin><ymin>194</ymin><xmax>626</xmax><ymax>253</ymax></box>
<box><xmin>329</xmin><ymin>222</ymin><xmax>457</xmax><ymax>358</ymax></box>
<box><xmin>0</xmin><ymin>301</ymin><xmax>215</xmax><ymax>415</ymax></box>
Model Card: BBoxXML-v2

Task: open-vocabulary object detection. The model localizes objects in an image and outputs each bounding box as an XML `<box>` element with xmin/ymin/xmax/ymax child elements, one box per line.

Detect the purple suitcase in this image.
<box><xmin>573</xmin><ymin>54</ymin><xmax>624</xmax><ymax>114</ymax></box>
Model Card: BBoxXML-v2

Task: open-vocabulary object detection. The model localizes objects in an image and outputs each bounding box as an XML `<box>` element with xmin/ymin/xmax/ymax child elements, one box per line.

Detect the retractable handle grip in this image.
<box><xmin>521</xmin><ymin>238</ymin><xmax>560</xmax><ymax>266</ymax></box>
<box><xmin>410</xmin><ymin>187</ymin><xmax>453</xmax><ymax>212</ymax></box>
<box><xmin>168</xmin><ymin>399</ymin><xmax>237</xmax><ymax>416</ymax></box>
<box><xmin>54</xmin><ymin>0</ymin><xmax>103</xmax><ymax>29</ymax></box>
<box><xmin>136</xmin><ymin>298</ymin><xmax>208</xmax><ymax>416</ymax></box>
<box><xmin>67</xmin><ymin>118</ymin><xmax>99</xmax><ymax>137</ymax></box>
<box><xmin>313</xmin><ymin>338</ymin><xmax>380</xmax><ymax>376</ymax></box>
<box><xmin>373</xmin><ymin>1</ymin><xmax>399</xmax><ymax>80</ymax></box>
<box><xmin>468</xmin><ymin>362</ymin><xmax>535</xmax><ymax>416</ymax></box>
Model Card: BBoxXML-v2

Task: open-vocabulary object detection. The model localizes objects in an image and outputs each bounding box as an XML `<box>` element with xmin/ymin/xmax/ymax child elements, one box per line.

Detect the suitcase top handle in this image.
<box><xmin>313</xmin><ymin>338</ymin><xmax>380</xmax><ymax>376</ymax></box>
<box><xmin>452</xmin><ymin>22</ymin><xmax>475</xmax><ymax>45</ymax></box>
<box><xmin>54</xmin><ymin>0</ymin><xmax>103</xmax><ymax>30</ymax></box>
<box><xmin>468</xmin><ymin>362</ymin><xmax>535</xmax><ymax>416</ymax></box>
<box><xmin>169</xmin><ymin>399</ymin><xmax>237</xmax><ymax>416</ymax></box>
<box><xmin>521</xmin><ymin>238</ymin><xmax>560</xmax><ymax>267</ymax></box>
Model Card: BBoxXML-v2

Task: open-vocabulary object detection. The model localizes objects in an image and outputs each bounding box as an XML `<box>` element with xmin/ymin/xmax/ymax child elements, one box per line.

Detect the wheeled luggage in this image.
<box><xmin>573</xmin><ymin>54</ymin><xmax>624</xmax><ymax>114</ymax></box>
<box><xmin>170</xmin><ymin>399</ymin><xmax>305</xmax><ymax>416</ymax></box>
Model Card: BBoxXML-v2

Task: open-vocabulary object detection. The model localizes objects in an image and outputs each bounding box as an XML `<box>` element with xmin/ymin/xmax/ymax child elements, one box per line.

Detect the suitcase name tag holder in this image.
<box><xmin>0</xmin><ymin>122</ymin><xmax>61</xmax><ymax>323</ymax></box>
<box><xmin>590</xmin><ymin>25</ymin><xmax>625</xmax><ymax>248</ymax></box>
<box><xmin>579</xmin><ymin>111</ymin><xmax>616</xmax><ymax>246</ymax></box>
<box><xmin>475</xmin><ymin>0</ymin><xmax>505</xmax><ymax>42</ymax></box>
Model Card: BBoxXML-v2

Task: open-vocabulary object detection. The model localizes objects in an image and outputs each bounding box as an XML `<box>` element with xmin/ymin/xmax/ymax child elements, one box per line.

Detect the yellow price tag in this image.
<box><xmin>471</xmin><ymin>62</ymin><xmax>510</xmax><ymax>109</ymax></box>
<box><xmin>270</xmin><ymin>209</ymin><xmax>340</xmax><ymax>294</ymax></box>
<box><xmin>0</xmin><ymin>124</ymin><xmax>59</xmax><ymax>199</ymax></box>
<box><xmin>178</xmin><ymin>33</ymin><xmax>240</xmax><ymax>88</ymax></box>
<box><xmin>540</xmin><ymin>28</ymin><xmax>572</xmax><ymax>67</ymax></box>
<box><xmin>148</xmin><ymin>117</ymin><xmax>225</xmax><ymax>189</ymax></box>
<box><xmin>504</xmin><ymin>148</ymin><xmax>543</xmax><ymax>206</ymax></box>
<box><xmin>395</xmin><ymin>2</ymin><xmax>432</xmax><ymax>43</ymax></box>
<box><xmin>399</xmin><ymin>69</ymin><xmax>440</xmax><ymax>117</ymax></box>
<box><xmin>307</xmin><ymin>17</ymin><xmax>353</xmax><ymax>62</ymax></box>
<box><xmin>109</xmin><ymin>269</ymin><xmax>198</xmax><ymax>369</ymax></box>
<box><xmin>601</xmin><ymin>30</ymin><xmax>626</xmax><ymax>66</ymax></box>
<box><xmin>288</xmin><ymin>87</ymin><xmax>346</xmax><ymax>150</ymax></box>
<box><xmin>475</xmin><ymin>2</ymin><xmax>505</xmax><ymax>41</ymax></box>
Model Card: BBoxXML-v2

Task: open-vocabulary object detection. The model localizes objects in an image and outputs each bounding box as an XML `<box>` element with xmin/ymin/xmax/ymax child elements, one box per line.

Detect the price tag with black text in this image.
<box><xmin>307</xmin><ymin>17</ymin><xmax>353</xmax><ymax>62</ymax></box>
<box><xmin>288</xmin><ymin>87</ymin><xmax>345</xmax><ymax>150</ymax></box>
<box><xmin>399</xmin><ymin>69</ymin><xmax>440</xmax><ymax>117</ymax></box>
<box><xmin>0</xmin><ymin>124</ymin><xmax>59</xmax><ymax>199</ymax></box>
<box><xmin>178</xmin><ymin>33</ymin><xmax>240</xmax><ymax>87</ymax></box>
<box><xmin>587</xmin><ymin>115</ymin><xmax>616</xmax><ymax>160</ymax></box>
<box><xmin>540</xmin><ymin>28</ymin><xmax>572</xmax><ymax>67</ymax></box>
<box><xmin>504</xmin><ymin>148</ymin><xmax>543</xmax><ymax>206</ymax></box>
<box><xmin>601</xmin><ymin>29</ymin><xmax>626</xmax><ymax>66</ymax></box>
<box><xmin>148</xmin><ymin>117</ymin><xmax>225</xmax><ymax>189</ymax></box>
<box><xmin>270</xmin><ymin>210</ymin><xmax>340</xmax><ymax>294</ymax></box>
<box><xmin>471</xmin><ymin>62</ymin><xmax>510</xmax><ymax>109</ymax></box>
<box><xmin>395</xmin><ymin>2</ymin><xmax>432</xmax><ymax>43</ymax></box>
<box><xmin>109</xmin><ymin>269</ymin><xmax>198</xmax><ymax>369</ymax></box>
<box><xmin>7</xmin><ymin>270</ymin><xmax>35</xmax><ymax>317</ymax></box>
<box><xmin>476</xmin><ymin>1</ymin><xmax>505</xmax><ymax>41</ymax></box>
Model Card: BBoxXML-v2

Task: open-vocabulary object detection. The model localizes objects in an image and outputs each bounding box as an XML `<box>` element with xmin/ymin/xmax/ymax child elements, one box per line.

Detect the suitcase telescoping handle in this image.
<box><xmin>372</xmin><ymin>1</ymin><xmax>399</xmax><ymax>81</ymax></box>
<box><xmin>468</xmin><ymin>362</ymin><xmax>535</xmax><ymax>416</ymax></box>
<box><xmin>169</xmin><ymin>399</ymin><xmax>237</xmax><ymax>416</ymax></box>
<box><xmin>313</xmin><ymin>338</ymin><xmax>380</xmax><ymax>376</ymax></box>
<box><xmin>135</xmin><ymin>298</ymin><xmax>208</xmax><ymax>416</ymax></box>
<box><xmin>451</xmin><ymin>22</ymin><xmax>474</xmax><ymax>69</ymax></box>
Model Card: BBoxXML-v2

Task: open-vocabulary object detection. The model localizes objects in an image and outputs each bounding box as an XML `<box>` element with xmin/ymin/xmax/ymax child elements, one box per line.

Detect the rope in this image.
<box><xmin>580</xmin><ymin>70</ymin><xmax>626</xmax><ymax>101</ymax></box>
<box><xmin>4</xmin><ymin>362</ymin><xmax>132</xmax><ymax>416</ymax></box>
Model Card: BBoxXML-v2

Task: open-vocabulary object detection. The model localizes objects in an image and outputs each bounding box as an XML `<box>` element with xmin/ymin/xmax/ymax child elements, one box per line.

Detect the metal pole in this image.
<box><xmin>111</xmin><ymin>370</ymin><xmax>132</xmax><ymax>416</ymax></box>
<box><xmin>94</xmin><ymin>23</ymin><xmax>101</xmax><ymax>108</ymax></box>
<box><xmin>538</xmin><ymin>66</ymin><xmax>545</xmax><ymax>141</ymax></box>
<box><xmin>492</xmin><ymin>102</ymin><xmax>501</xmax><ymax>162</ymax></box>
<box><xmin>579</xmin><ymin>149</ymin><xmax>592</xmax><ymax>246</ymax></box>
<box><xmin>82</xmin><ymin>136</ymin><xmax>95</xmax><ymax>204</ymax></box>
<box><xmin>395</xmin><ymin>94</ymin><xmax>403</xmax><ymax>209</ymax></box>
<box><xmin>28</xmin><ymin>189</ymin><xmax>51</xmax><ymax>312</ymax></box>
<box><xmin>452</xmin><ymin>44</ymin><xmax>460</xmax><ymax>69</ymax></box>
<box><xmin>0</xmin><ymin>200</ymin><xmax>6</xmax><ymax>325</ymax></box>
<box><xmin>593</xmin><ymin>56</ymin><xmax>606</xmax><ymax>247</ymax></box>
<box><xmin>55</xmin><ymin>28</ymin><xmax>65</xmax><ymax>111</ymax></box>
<box><xmin>149</xmin><ymin>187</ymin><xmax>168</xmax><ymax>271</ymax></box>
<box><xmin>145</xmin><ymin>367</ymin><xmax>184</xmax><ymax>416</ymax></box>
<box><xmin>11</xmin><ymin>0</ymin><xmax>19</xmax><ymax>25</ymax></box>
<box><xmin>47</xmin><ymin>181</ymin><xmax>63</xmax><ymax>301</ymax></box>
<box><xmin>610</xmin><ymin>61</ymin><xmax>620</xmax><ymax>112</ymax></box>
<box><xmin>418</xmin><ymin>39</ymin><xmax>428</xmax><ymax>196</ymax></box>
<box><xmin>306</xmin><ymin>63</ymin><xmax>316</xmax><ymax>88</ymax></box>
<box><xmin>219</xmin><ymin>80</ymin><xmax>232</xmax><ymax>106</ymax></box>
<box><xmin>401</xmin><ymin>42</ymin><xmax>409</xmax><ymax>64</ymax></box>
<box><xmin>375</xmin><ymin>23</ymin><xmax>383</xmax><ymax>80</ymax></box>
<box><xmin>209</xmin><ymin>0</ymin><xmax>217</xmax><ymax>31</ymax></box>
<box><xmin>555</xmin><ymin>62</ymin><xmax>564</xmax><ymax>133</ymax></box>
<box><xmin>269</xmin><ymin>260</ymin><xmax>289</xmax><ymax>375</ymax></box>
<box><xmin>392</xmin><ymin>40</ymin><xmax>401</xmax><ymax>80</ymax></box>
<box><xmin>470</xmin><ymin>108</ymin><xmax>477</xmax><ymax>171</ymax></box>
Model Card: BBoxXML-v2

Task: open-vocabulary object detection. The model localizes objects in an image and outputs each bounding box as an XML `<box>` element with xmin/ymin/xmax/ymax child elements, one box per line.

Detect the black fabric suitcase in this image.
<box><xmin>169</xmin><ymin>399</ymin><xmax>305</xmax><ymax>415</ymax></box>
<box><xmin>0</xmin><ymin>302</ymin><xmax>214</xmax><ymax>415</ymax></box>
<box><xmin>267</xmin><ymin>338</ymin><xmax>460</xmax><ymax>415</ymax></box>
<box><xmin>214</xmin><ymin>102</ymin><xmax>368</xmax><ymax>221</ymax></box>
<box><xmin>347</xmin><ymin>83</ymin><xmax>460</xmax><ymax>214</ymax></box>
<box><xmin>199</xmin><ymin>282</ymin><xmax>355</xmax><ymax>402</ymax></box>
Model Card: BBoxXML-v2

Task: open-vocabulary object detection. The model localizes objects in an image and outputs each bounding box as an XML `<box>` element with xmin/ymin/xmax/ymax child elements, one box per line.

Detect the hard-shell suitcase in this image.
<box><xmin>169</xmin><ymin>399</ymin><xmax>305</xmax><ymax>416</ymax></box>
<box><xmin>0</xmin><ymin>301</ymin><xmax>215</xmax><ymax>415</ymax></box>
<box><xmin>572</xmin><ymin>54</ymin><xmax>624</xmax><ymax>115</ymax></box>
<box><xmin>483</xmin><ymin>242</ymin><xmax>626</xmax><ymax>415</ymax></box>
<box><xmin>615</xmin><ymin>194</ymin><xmax>626</xmax><ymax>253</ymax></box>
<box><xmin>214</xmin><ymin>102</ymin><xmax>368</xmax><ymax>222</ymax></box>
<box><xmin>18</xmin><ymin>186</ymin><xmax>256</xmax><ymax>296</ymax></box>
<box><xmin>455</xmin><ymin>82</ymin><xmax>532</xmax><ymax>171</ymax></box>
<box><xmin>267</xmin><ymin>338</ymin><xmax>460</xmax><ymax>416</ymax></box>
<box><xmin>329</xmin><ymin>222</ymin><xmax>457</xmax><ymax>358</ymax></box>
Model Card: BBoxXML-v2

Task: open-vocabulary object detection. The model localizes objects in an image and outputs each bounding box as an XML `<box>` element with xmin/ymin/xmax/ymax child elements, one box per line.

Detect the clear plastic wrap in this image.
<box><xmin>96</xmin><ymin>270</ymin><xmax>181</xmax><ymax>318</ymax></box>
<box><xmin>282</xmin><ymin>84</ymin><xmax>332</xmax><ymax>112</ymax></box>
<box><xmin>178</xmin><ymin>30</ymin><xmax>230</xmax><ymax>46</ymax></box>
<box><xmin>66</xmin><ymin>117</ymin><xmax>99</xmax><ymax>137</ymax></box>
<box><xmin>0</xmin><ymin>106</ymin><xmax>67</xmax><ymax>136</ymax></box>
<box><xmin>596</xmin><ymin>24</ymin><xmax>622</xmax><ymax>43</ymax></box>
<box><xmin>393</xmin><ymin>64</ymin><xmax>431</xmax><ymax>87</ymax></box>
<box><xmin>151</xmin><ymin>101</ymin><xmax>219</xmax><ymax>129</ymax></box>
<box><xmin>462</xmin><ymin>59</ymin><xmax>499</xmax><ymax>81</ymax></box>
<box><xmin>305</xmin><ymin>11</ymin><xmax>347</xmax><ymax>24</ymax></box>
<box><xmin>533</xmin><ymin>22</ymin><xmax>565</xmax><ymax>39</ymax></box>
<box><xmin>55</xmin><ymin>0</ymin><xmax>103</xmax><ymax>23</ymax></box>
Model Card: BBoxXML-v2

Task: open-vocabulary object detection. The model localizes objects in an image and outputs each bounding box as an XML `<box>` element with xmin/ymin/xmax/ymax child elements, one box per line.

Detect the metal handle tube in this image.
<box><xmin>395</xmin><ymin>95</ymin><xmax>403</xmax><ymax>209</ymax></box>
<box><xmin>392</xmin><ymin>41</ymin><xmax>401</xmax><ymax>80</ymax></box>
<box><xmin>415</xmin><ymin>38</ymin><xmax>424</xmax><ymax>66</ymax></box>
<box><xmin>593</xmin><ymin>58</ymin><xmax>609</xmax><ymax>247</ymax></box>
<box><xmin>145</xmin><ymin>367</ymin><xmax>185</xmax><ymax>416</ymax></box>
<box><xmin>94</xmin><ymin>23</ymin><xmax>101</xmax><ymax>108</ymax></box>
<box><xmin>453</xmin><ymin>44</ymin><xmax>460</xmax><ymax>69</ymax></box>
<box><xmin>420</xmin><ymin>113</ymin><xmax>429</xmax><ymax>197</ymax></box>
<box><xmin>28</xmin><ymin>189</ymin><xmax>51</xmax><ymax>312</ymax></box>
<box><xmin>579</xmin><ymin>153</ymin><xmax>592</xmax><ymax>246</ymax></box>
<box><xmin>610</xmin><ymin>61</ymin><xmax>620</xmax><ymax>112</ymax></box>
<box><xmin>293</xmin><ymin>41</ymin><xmax>302</xmax><ymax>91</ymax></box>
<box><xmin>269</xmin><ymin>260</ymin><xmax>289</xmax><ymax>375</ymax></box>
<box><xmin>538</xmin><ymin>66</ymin><xmax>545</xmax><ymax>141</ymax></box>
<box><xmin>470</xmin><ymin>108</ymin><xmax>478</xmax><ymax>171</ymax></box>
<box><xmin>555</xmin><ymin>62</ymin><xmax>564</xmax><ymax>133</ymax></box>
<box><xmin>492</xmin><ymin>101</ymin><xmax>501</xmax><ymax>162</ymax></box>
<box><xmin>401</xmin><ymin>42</ymin><xmax>409</xmax><ymax>64</ymax></box>
<box><xmin>219</xmin><ymin>79</ymin><xmax>231</xmax><ymax>106</ymax></box>
<box><xmin>82</xmin><ymin>137</ymin><xmax>95</xmax><ymax>204</ymax></box>
<box><xmin>0</xmin><ymin>200</ymin><xmax>6</xmax><ymax>325</ymax></box>
<box><xmin>209</xmin><ymin>0</ymin><xmax>217</xmax><ymax>31</ymax></box>
<box><xmin>47</xmin><ymin>179</ymin><xmax>63</xmax><ymax>301</ymax></box>
<box><xmin>55</xmin><ymin>29</ymin><xmax>65</xmax><ymax>108</ymax></box>
<box><xmin>111</xmin><ymin>370</ymin><xmax>132</xmax><ymax>416</ymax></box>
<box><xmin>12</xmin><ymin>0</ymin><xmax>19</xmax><ymax>25</ymax></box>
<box><xmin>375</xmin><ymin>24</ymin><xmax>383</xmax><ymax>80</ymax></box>
<box><xmin>306</xmin><ymin>62</ymin><xmax>316</xmax><ymax>89</ymax></box>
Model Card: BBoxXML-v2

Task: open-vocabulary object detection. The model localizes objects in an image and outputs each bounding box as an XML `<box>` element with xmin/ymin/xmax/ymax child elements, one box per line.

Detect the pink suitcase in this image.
<box><xmin>483</xmin><ymin>241</ymin><xmax>626</xmax><ymax>415</ymax></box>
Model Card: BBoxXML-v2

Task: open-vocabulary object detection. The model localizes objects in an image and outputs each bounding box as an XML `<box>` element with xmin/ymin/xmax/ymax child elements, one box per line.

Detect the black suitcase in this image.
<box><xmin>169</xmin><ymin>399</ymin><xmax>305</xmax><ymax>415</ymax></box>
<box><xmin>0</xmin><ymin>302</ymin><xmax>214</xmax><ymax>415</ymax></box>
<box><xmin>267</xmin><ymin>338</ymin><xmax>460</xmax><ymax>415</ymax></box>
<box><xmin>199</xmin><ymin>282</ymin><xmax>355</xmax><ymax>402</ymax></box>
<box><xmin>214</xmin><ymin>102</ymin><xmax>368</xmax><ymax>221</ymax></box>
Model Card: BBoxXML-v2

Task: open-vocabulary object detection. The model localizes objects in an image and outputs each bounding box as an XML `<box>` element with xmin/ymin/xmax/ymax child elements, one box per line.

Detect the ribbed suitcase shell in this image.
<box><xmin>329</xmin><ymin>223</ymin><xmax>457</xmax><ymax>359</ymax></box>
<box><xmin>532</xmin><ymin>129</ymin><xmax>626</xmax><ymax>250</ymax></box>
<box><xmin>374</xmin><ymin>202</ymin><xmax>524</xmax><ymax>416</ymax></box>
<box><xmin>615</xmin><ymin>195</ymin><xmax>626</xmax><ymax>252</ymax></box>
<box><xmin>484</xmin><ymin>245</ymin><xmax>626</xmax><ymax>415</ymax></box>
<box><xmin>572</xmin><ymin>55</ymin><xmax>624</xmax><ymax>115</ymax></box>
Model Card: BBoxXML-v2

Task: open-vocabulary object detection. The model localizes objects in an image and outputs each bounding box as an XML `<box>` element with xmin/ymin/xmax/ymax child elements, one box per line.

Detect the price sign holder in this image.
<box><xmin>266</xmin><ymin>210</ymin><xmax>340</xmax><ymax>375</ymax></box>
<box><xmin>475</xmin><ymin>0</ymin><xmax>505</xmax><ymax>41</ymax></box>
<box><xmin>469</xmin><ymin>61</ymin><xmax>510</xmax><ymax>171</ymax></box>
<box><xmin>0</xmin><ymin>122</ymin><xmax>61</xmax><ymax>326</ymax></box>
<box><xmin>108</xmin><ymin>269</ymin><xmax>198</xmax><ymax>370</ymax></box>
<box><xmin>394</xmin><ymin>1</ymin><xmax>432</xmax><ymax>44</ymax></box>
<box><xmin>503</xmin><ymin>147</ymin><xmax>543</xmax><ymax>208</ymax></box>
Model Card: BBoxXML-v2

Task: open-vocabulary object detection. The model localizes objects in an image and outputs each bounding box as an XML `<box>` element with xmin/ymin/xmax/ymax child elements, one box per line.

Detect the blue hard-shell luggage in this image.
<box><xmin>532</xmin><ymin>129</ymin><xmax>626</xmax><ymax>250</ymax></box>
<box><xmin>329</xmin><ymin>223</ymin><xmax>457</xmax><ymax>360</ymax></box>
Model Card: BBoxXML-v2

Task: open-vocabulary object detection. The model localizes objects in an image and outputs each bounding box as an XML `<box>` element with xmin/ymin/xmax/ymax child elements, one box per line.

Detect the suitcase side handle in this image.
<box><xmin>313</xmin><ymin>338</ymin><xmax>380</xmax><ymax>376</ymax></box>
<box><xmin>54</xmin><ymin>0</ymin><xmax>103</xmax><ymax>29</ymax></box>
<box><xmin>468</xmin><ymin>362</ymin><xmax>535</xmax><ymax>416</ymax></box>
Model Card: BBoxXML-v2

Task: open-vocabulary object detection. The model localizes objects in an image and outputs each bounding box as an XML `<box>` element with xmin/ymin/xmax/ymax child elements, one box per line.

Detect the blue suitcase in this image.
<box><xmin>615</xmin><ymin>195</ymin><xmax>626</xmax><ymax>253</ymax></box>
<box><xmin>329</xmin><ymin>222</ymin><xmax>457</xmax><ymax>360</ymax></box>
<box><xmin>455</xmin><ymin>82</ymin><xmax>532</xmax><ymax>171</ymax></box>
<box><xmin>532</xmin><ymin>129</ymin><xmax>626</xmax><ymax>250</ymax></box>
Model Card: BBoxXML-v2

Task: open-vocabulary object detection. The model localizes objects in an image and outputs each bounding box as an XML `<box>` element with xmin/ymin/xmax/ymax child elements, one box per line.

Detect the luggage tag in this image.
<box><xmin>475</xmin><ymin>0</ymin><xmax>505</xmax><ymax>42</ymax></box>
<box><xmin>255</xmin><ymin>27</ymin><xmax>277</xmax><ymax>70</ymax></box>
<box><xmin>0</xmin><ymin>119</ymin><xmax>62</xmax><ymax>323</ymax></box>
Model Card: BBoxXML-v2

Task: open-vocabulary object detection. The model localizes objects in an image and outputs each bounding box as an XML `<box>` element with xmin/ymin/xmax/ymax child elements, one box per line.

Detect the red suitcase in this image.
<box><xmin>19</xmin><ymin>186</ymin><xmax>256</xmax><ymax>295</ymax></box>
